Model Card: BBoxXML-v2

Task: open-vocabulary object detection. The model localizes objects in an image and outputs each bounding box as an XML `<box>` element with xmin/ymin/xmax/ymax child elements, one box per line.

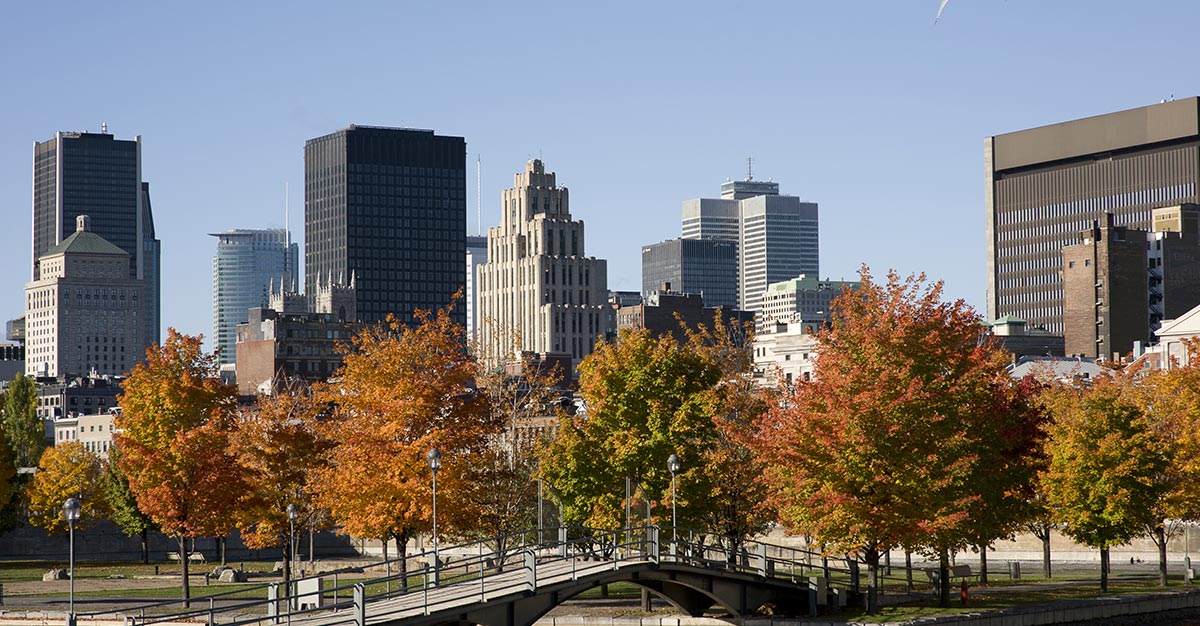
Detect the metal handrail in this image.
<box><xmin>112</xmin><ymin>525</ymin><xmax>883</xmax><ymax>626</ymax></box>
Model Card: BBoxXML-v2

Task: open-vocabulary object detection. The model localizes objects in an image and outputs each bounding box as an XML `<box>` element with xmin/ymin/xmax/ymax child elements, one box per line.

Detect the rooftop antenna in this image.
<box><xmin>285</xmin><ymin>182</ymin><xmax>291</xmax><ymax>286</ymax></box>
<box><xmin>747</xmin><ymin>157</ymin><xmax>754</xmax><ymax>181</ymax></box>
<box><xmin>476</xmin><ymin>155</ymin><xmax>482</xmax><ymax>236</ymax></box>
<box><xmin>101</xmin><ymin>121</ymin><xmax>108</xmax><ymax>134</ymax></box>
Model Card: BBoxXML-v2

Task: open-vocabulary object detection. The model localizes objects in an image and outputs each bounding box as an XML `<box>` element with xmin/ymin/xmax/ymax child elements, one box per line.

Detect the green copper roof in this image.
<box><xmin>991</xmin><ymin>315</ymin><xmax>1027</xmax><ymax>325</ymax></box>
<box><xmin>42</xmin><ymin>230</ymin><xmax>128</xmax><ymax>258</ymax></box>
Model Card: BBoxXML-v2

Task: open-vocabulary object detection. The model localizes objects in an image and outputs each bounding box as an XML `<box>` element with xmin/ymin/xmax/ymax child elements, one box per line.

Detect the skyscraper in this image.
<box><xmin>32</xmin><ymin>130</ymin><xmax>161</xmax><ymax>350</ymax></box>
<box><xmin>641</xmin><ymin>238</ymin><xmax>737</xmax><ymax>309</ymax></box>
<box><xmin>477</xmin><ymin>160</ymin><xmax>609</xmax><ymax>370</ymax></box>
<box><xmin>304</xmin><ymin>125</ymin><xmax>467</xmax><ymax>325</ymax></box>
<box><xmin>681</xmin><ymin>178</ymin><xmax>819</xmax><ymax>312</ymax></box>
<box><xmin>986</xmin><ymin>97</ymin><xmax>1200</xmax><ymax>333</ymax></box>
<box><xmin>210</xmin><ymin>228</ymin><xmax>298</xmax><ymax>366</ymax></box>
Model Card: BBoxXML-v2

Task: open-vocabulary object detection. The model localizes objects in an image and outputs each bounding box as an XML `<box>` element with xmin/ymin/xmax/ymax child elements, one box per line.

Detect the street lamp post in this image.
<box><xmin>427</xmin><ymin>448</ymin><xmax>442</xmax><ymax>585</ymax></box>
<box><xmin>667</xmin><ymin>454</ymin><xmax>681</xmax><ymax>541</ymax></box>
<box><xmin>286</xmin><ymin>504</ymin><xmax>299</xmax><ymax>581</ymax></box>
<box><xmin>62</xmin><ymin>497</ymin><xmax>82</xmax><ymax>626</ymax></box>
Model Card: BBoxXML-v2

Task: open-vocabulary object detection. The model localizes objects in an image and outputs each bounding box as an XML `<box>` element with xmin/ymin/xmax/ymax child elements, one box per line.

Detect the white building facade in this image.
<box><xmin>25</xmin><ymin>216</ymin><xmax>144</xmax><ymax>378</ymax></box>
<box><xmin>681</xmin><ymin>178</ymin><xmax>819</xmax><ymax>312</ymax></box>
<box><xmin>477</xmin><ymin>160</ymin><xmax>608</xmax><ymax>370</ymax></box>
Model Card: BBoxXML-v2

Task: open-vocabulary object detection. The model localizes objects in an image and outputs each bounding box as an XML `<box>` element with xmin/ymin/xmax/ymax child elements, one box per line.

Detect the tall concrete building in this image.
<box><xmin>466</xmin><ymin>235</ymin><xmax>488</xmax><ymax>341</ymax></box>
<box><xmin>1062</xmin><ymin>215</ymin><xmax>1148</xmax><ymax>359</ymax></box>
<box><xmin>641</xmin><ymin>238</ymin><xmax>737</xmax><ymax>308</ymax></box>
<box><xmin>32</xmin><ymin>130</ymin><xmax>160</xmax><ymax>349</ymax></box>
<box><xmin>681</xmin><ymin>177</ymin><xmax>819</xmax><ymax>312</ymax></box>
<box><xmin>25</xmin><ymin>216</ymin><xmax>144</xmax><ymax>378</ymax></box>
<box><xmin>304</xmin><ymin>125</ymin><xmax>466</xmax><ymax>325</ymax></box>
<box><xmin>986</xmin><ymin>98</ymin><xmax>1200</xmax><ymax>334</ymax></box>
<box><xmin>477</xmin><ymin>160</ymin><xmax>608</xmax><ymax>370</ymax></box>
<box><xmin>210</xmin><ymin>228</ymin><xmax>298</xmax><ymax>366</ymax></box>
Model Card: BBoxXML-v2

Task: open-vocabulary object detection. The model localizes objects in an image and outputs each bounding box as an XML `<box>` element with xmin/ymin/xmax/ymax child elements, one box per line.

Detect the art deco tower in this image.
<box><xmin>477</xmin><ymin>160</ymin><xmax>608</xmax><ymax>371</ymax></box>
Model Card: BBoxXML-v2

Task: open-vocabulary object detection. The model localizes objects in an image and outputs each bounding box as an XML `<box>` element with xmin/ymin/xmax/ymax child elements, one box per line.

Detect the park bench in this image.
<box><xmin>924</xmin><ymin>564</ymin><xmax>979</xmax><ymax>585</ymax></box>
<box><xmin>166</xmin><ymin>552</ymin><xmax>207</xmax><ymax>563</ymax></box>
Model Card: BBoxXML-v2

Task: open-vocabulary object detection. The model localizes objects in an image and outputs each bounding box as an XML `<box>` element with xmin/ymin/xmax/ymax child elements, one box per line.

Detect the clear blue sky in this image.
<box><xmin>2</xmin><ymin>0</ymin><xmax>1198</xmax><ymax>347</ymax></box>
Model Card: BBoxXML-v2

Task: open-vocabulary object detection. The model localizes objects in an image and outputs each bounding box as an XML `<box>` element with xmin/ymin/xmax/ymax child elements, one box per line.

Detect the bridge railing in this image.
<box><xmin>103</xmin><ymin>525</ymin><xmax>874</xmax><ymax>626</ymax></box>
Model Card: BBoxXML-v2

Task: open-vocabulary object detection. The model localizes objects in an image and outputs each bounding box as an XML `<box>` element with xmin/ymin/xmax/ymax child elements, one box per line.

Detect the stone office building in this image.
<box><xmin>476</xmin><ymin>160</ymin><xmax>609</xmax><ymax>371</ymax></box>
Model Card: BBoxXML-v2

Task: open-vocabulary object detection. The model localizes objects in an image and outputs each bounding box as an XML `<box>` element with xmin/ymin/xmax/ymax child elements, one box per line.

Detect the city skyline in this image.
<box><xmin>3</xmin><ymin>2</ymin><xmax>1200</xmax><ymax>347</ymax></box>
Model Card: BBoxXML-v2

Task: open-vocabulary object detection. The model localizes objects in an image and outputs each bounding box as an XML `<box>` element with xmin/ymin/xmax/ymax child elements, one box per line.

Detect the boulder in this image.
<box><xmin>218</xmin><ymin>568</ymin><xmax>247</xmax><ymax>583</ymax></box>
<box><xmin>43</xmin><ymin>568</ymin><xmax>68</xmax><ymax>581</ymax></box>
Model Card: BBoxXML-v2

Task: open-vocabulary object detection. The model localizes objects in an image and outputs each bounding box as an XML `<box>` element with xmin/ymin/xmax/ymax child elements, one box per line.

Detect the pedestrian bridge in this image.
<box><xmin>113</xmin><ymin>527</ymin><xmax>868</xmax><ymax>626</ymax></box>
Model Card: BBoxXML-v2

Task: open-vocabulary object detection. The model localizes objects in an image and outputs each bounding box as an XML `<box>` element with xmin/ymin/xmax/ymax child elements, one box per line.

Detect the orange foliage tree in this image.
<box><xmin>25</xmin><ymin>442</ymin><xmax>108</xmax><ymax>535</ymax></box>
<box><xmin>115</xmin><ymin>330</ymin><xmax>243</xmax><ymax>606</ymax></box>
<box><xmin>315</xmin><ymin>307</ymin><xmax>500</xmax><ymax>578</ymax></box>
<box><xmin>232</xmin><ymin>382</ymin><xmax>332</xmax><ymax>583</ymax></box>
<box><xmin>753</xmin><ymin>268</ymin><xmax>1044</xmax><ymax>612</ymax></box>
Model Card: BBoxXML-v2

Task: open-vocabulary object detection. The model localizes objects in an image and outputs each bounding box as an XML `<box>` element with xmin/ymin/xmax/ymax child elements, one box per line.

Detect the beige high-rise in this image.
<box><xmin>477</xmin><ymin>160</ymin><xmax>608</xmax><ymax>371</ymax></box>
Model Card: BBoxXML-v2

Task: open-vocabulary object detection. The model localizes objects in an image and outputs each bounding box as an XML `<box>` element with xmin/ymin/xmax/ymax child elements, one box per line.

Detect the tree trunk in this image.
<box><xmin>1157</xmin><ymin>525</ymin><xmax>1169</xmax><ymax>587</ymax></box>
<box><xmin>979</xmin><ymin>544</ymin><xmax>988</xmax><ymax>585</ymax></box>
<box><xmin>1100</xmin><ymin>546</ymin><xmax>1109</xmax><ymax>593</ymax></box>
<box><xmin>1041</xmin><ymin>530</ymin><xmax>1052</xmax><ymax>579</ymax></box>
<box><xmin>905</xmin><ymin>551</ymin><xmax>913</xmax><ymax>592</ymax></box>
<box><xmin>220</xmin><ymin>536</ymin><xmax>227</xmax><ymax>566</ymax></box>
<box><xmin>141</xmin><ymin>529</ymin><xmax>149</xmax><ymax>564</ymax></box>
<box><xmin>398</xmin><ymin>532</ymin><xmax>409</xmax><ymax>592</ymax></box>
<box><xmin>864</xmin><ymin>546</ymin><xmax>880</xmax><ymax>614</ymax></box>
<box><xmin>938</xmin><ymin>549</ymin><xmax>951</xmax><ymax>607</ymax></box>
<box><xmin>180</xmin><ymin>535</ymin><xmax>191</xmax><ymax>608</ymax></box>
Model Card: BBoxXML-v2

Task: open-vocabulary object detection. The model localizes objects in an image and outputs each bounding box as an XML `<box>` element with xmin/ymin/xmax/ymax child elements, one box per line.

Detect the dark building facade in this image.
<box><xmin>641</xmin><ymin>238</ymin><xmax>737</xmax><ymax>309</ymax></box>
<box><xmin>1062</xmin><ymin>216</ymin><xmax>1149</xmax><ymax>359</ymax></box>
<box><xmin>1149</xmin><ymin>204</ymin><xmax>1200</xmax><ymax>330</ymax></box>
<box><xmin>986</xmin><ymin>97</ymin><xmax>1200</xmax><ymax>335</ymax></box>
<box><xmin>32</xmin><ymin>131</ymin><xmax>161</xmax><ymax>347</ymax></box>
<box><xmin>304</xmin><ymin>125</ymin><xmax>467</xmax><ymax>325</ymax></box>
<box><xmin>616</xmin><ymin>290</ymin><xmax>754</xmax><ymax>344</ymax></box>
<box><xmin>235</xmin><ymin>307</ymin><xmax>363</xmax><ymax>395</ymax></box>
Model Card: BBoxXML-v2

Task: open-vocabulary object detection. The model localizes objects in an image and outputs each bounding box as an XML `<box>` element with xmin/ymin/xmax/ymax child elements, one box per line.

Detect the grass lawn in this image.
<box><xmin>0</xmin><ymin>560</ymin><xmax>281</xmax><ymax>583</ymax></box>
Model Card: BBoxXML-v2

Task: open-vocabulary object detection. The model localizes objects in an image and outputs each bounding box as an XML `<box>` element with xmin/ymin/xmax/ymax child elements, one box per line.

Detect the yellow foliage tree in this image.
<box><xmin>26</xmin><ymin>442</ymin><xmax>107</xmax><ymax>535</ymax></box>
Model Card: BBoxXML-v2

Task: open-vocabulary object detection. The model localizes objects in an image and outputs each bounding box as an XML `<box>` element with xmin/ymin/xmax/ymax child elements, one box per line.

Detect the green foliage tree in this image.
<box><xmin>104</xmin><ymin>444</ymin><xmax>157</xmax><ymax>563</ymax></box>
<box><xmin>25</xmin><ymin>441</ymin><xmax>108</xmax><ymax>534</ymax></box>
<box><xmin>115</xmin><ymin>330</ymin><xmax>244</xmax><ymax>606</ymax></box>
<box><xmin>753</xmin><ymin>268</ymin><xmax>1044</xmax><ymax>612</ymax></box>
<box><xmin>540</xmin><ymin>317</ymin><xmax>771</xmax><ymax>557</ymax></box>
<box><xmin>2</xmin><ymin>372</ymin><xmax>43</xmax><ymax>468</ymax></box>
<box><xmin>0</xmin><ymin>428</ymin><xmax>18</xmax><ymax>534</ymax></box>
<box><xmin>1041</xmin><ymin>377</ymin><xmax>1170</xmax><ymax>592</ymax></box>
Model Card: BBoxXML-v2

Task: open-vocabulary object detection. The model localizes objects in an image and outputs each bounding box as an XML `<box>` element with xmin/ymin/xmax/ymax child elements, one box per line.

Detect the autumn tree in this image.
<box><xmin>457</xmin><ymin>323</ymin><xmax>568</xmax><ymax>558</ymax></box>
<box><xmin>2</xmin><ymin>372</ymin><xmax>43</xmax><ymax>468</ymax></box>
<box><xmin>540</xmin><ymin>314</ymin><xmax>771</xmax><ymax>556</ymax></box>
<box><xmin>1040</xmin><ymin>377</ymin><xmax>1169</xmax><ymax>592</ymax></box>
<box><xmin>26</xmin><ymin>442</ymin><xmax>108</xmax><ymax>534</ymax></box>
<box><xmin>232</xmin><ymin>382</ymin><xmax>332</xmax><ymax>583</ymax></box>
<box><xmin>0</xmin><ymin>429</ymin><xmax>19</xmax><ymax>535</ymax></box>
<box><xmin>104</xmin><ymin>444</ymin><xmax>157</xmax><ymax>563</ymax></box>
<box><xmin>753</xmin><ymin>268</ymin><xmax>1044</xmax><ymax>612</ymax></box>
<box><xmin>316</xmin><ymin>307</ymin><xmax>500</xmax><ymax>579</ymax></box>
<box><xmin>115</xmin><ymin>330</ymin><xmax>244</xmax><ymax>606</ymax></box>
<box><xmin>1116</xmin><ymin>353</ymin><xmax>1200</xmax><ymax>586</ymax></box>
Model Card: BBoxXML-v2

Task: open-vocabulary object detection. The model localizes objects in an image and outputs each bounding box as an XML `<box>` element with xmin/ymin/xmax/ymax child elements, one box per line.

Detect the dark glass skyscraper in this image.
<box><xmin>641</xmin><ymin>238</ymin><xmax>738</xmax><ymax>309</ymax></box>
<box><xmin>304</xmin><ymin>125</ymin><xmax>467</xmax><ymax>325</ymax></box>
<box><xmin>32</xmin><ymin>131</ymin><xmax>161</xmax><ymax>348</ymax></box>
